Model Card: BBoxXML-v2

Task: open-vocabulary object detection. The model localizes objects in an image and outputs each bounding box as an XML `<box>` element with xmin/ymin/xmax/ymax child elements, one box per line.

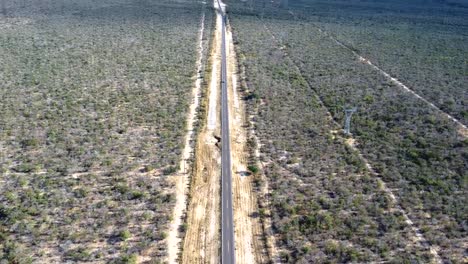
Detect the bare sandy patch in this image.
<box><xmin>207</xmin><ymin>1</ymin><xmax>223</xmax><ymax>131</ymax></box>
<box><xmin>182</xmin><ymin>131</ymin><xmax>221</xmax><ymax>264</ymax></box>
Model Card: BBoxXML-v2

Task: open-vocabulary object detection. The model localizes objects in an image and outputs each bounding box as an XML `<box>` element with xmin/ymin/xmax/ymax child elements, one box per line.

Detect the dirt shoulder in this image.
<box><xmin>181</xmin><ymin>3</ymin><xmax>222</xmax><ymax>262</ymax></box>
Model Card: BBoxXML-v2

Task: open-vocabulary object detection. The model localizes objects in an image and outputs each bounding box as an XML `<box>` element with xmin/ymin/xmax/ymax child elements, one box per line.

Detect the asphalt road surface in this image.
<box><xmin>218</xmin><ymin>0</ymin><xmax>236</xmax><ymax>263</ymax></box>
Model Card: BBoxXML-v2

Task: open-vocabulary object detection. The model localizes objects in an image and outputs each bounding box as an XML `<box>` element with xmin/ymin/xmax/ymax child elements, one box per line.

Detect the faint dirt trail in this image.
<box><xmin>181</xmin><ymin>1</ymin><xmax>222</xmax><ymax>262</ymax></box>
<box><xmin>167</xmin><ymin>7</ymin><xmax>206</xmax><ymax>264</ymax></box>
<box><xmin>226</xmin><ymin>20</ymin><xmax>269</xmax><ymax>264</ymax></box>
<box><xmin>260</xmin><ymin>19</ymin><xmax>443</xmax><ymax>264</ymax></box>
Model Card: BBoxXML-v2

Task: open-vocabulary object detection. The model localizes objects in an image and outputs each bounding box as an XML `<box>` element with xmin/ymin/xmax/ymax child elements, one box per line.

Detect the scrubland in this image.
<box><xmin>227</xmin><ymin>0</ymin><xmax>467</xmax><ymax>262</ymax></box>
<box><xmin>0</xmin><ymin>0</ymin><xmax>204</xmax><ymax>262</ymax></box>
<box><xmin>298</xmin><ymin>0</ymin><xmax>468</xmax><ymax>125</ymax></box>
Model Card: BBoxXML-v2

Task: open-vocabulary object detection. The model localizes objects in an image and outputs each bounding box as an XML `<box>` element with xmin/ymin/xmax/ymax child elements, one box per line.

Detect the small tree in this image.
<box><xmin>247</xmin><ymin>165</ymin><xmax>259</xmax><ymax>174</ymax></box>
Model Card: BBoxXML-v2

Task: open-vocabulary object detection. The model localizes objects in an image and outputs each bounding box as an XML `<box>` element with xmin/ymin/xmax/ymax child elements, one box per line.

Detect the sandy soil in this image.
<box><xmin>166</xmin><ymin>8</ymin><xmax>206</xmax><ymax>264</ymax></box>
<box><xmin>181</xmin><ymin>131</ymin><xmax>221</xmax><ymax>264</ymax></box>
<box><xmin>207</xmin><ymin>16</ymin><xmax>220</xmax><ymax>130</ymax></box>
<box><xmin>226</xmin><ymin>22</ymin><xmax>269</xmax><ymax>264</ymax></box>
<box><xmin>181</xmin><ymin>2</ymin><xmax>222</xmax><ymax>262</ymax></box>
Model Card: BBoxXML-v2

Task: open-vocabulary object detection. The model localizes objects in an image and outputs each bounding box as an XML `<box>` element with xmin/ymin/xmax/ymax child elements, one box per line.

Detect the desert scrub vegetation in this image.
<box><xmin>0</xmin><ymin>0</ymin><xmax>206</xmax><ymax>262</ymax></box>
<box><xmin>229</xmin><ymin>16</ymin><xmax>433</xmax><ymax>264</ymax></box>
<box><xmin>259</xmin><ymin>16</ymin><xmax>466</xmax><ymax>264</ymax></box>
<box><xmin>236</xmin><ymin>0</ymin><xmax>468</xmax><ymax>124</ymax></box>
<box><xmin>227</xmin><ymin>1</ymin><xmax>467</xmax><ymax>262</ymax></box>
<box><xmin>296</xmin><ymin>0</ymin><xmax>468</xmax><ymax>125</ymax></box>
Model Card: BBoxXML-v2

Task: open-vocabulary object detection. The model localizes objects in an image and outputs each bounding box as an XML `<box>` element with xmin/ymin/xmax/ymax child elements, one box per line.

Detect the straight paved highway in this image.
<box><xmin>218</xmin><ymin>0</ymin><xmax>235</xmax><ymax>263</ymax></box>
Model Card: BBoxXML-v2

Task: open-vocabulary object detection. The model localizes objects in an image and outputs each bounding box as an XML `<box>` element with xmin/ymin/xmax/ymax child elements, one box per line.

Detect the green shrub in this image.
<box><xmin>162</xmin><ymin>166</ymin><xmax>177</xmax><ymax>175</ymax></box>
<box><xmin>247</xmin><ymin>165</ymin><xmax>259</xmax><ymax>174</ymax></box>
<box><xmin>118</xmin><ymin>254</ymin><xmax>137</xmax><ymax>264</ymax></box>
<box><xmin>119</xmin><ymin>230</ymin><xmax>131</xmax><ymax>241</ymax></box>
